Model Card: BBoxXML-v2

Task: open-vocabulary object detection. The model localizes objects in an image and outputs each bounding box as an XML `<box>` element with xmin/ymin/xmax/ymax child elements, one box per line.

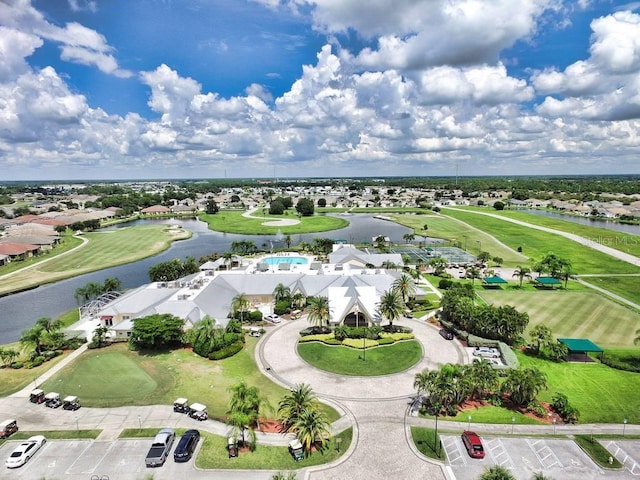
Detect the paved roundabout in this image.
<box><xmin>258</xmin><ymin>317</ymin><xmax>468</xmax><ymax>480</ymax></box>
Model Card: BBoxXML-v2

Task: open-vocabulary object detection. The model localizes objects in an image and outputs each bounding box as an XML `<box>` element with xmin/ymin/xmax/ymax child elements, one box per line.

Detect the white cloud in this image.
<box><xmin>0</xmin><ymin>27</ymin><xmax>42</xmax><ymax>81</ymax></box>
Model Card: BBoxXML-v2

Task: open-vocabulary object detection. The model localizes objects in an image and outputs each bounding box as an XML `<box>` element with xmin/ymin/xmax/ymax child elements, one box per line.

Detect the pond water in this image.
<box><xmin>0</xmin><ymin>215</ymin><xmax>412</xmax><ymax>343</ymax></box>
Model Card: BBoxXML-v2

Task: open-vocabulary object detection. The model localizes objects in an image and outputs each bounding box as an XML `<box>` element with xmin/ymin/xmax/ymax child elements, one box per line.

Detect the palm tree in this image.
<box><xmin>307</xmin><ymin>296</ymin><xmax>331</xmax><ymax>330</ymax></box>
<box><xmin>377</xmin><ymin>289</ymin><xmax>405</xmax><ymax>328</ymax></box>
<box><xmin>479</xmin><ymin>465</ymin><xmax>516</xmax><ymax>480</ymax></box>
<box><xmin>230</xmin><ymin>293</ymin><xmax>250</xmax><ymax>323</ymax></box>
<box><xmin>273</xmin><ymin>283</ymin><xmax>291</xmax><ymax>304</ymax></box>
<box><xmin>466</xmin><ymin>266</ymin><xmax>481</xmax><ymax>284</ymax></box>
<box><xmin>278</xmin><ymin>384</ymin><xmax>318</xmax><ymax>431</ymax></box>
<box><xmin>20</xmin><ymin>324</ymin><xmax>45</xmax><ymax>356</ymax></box>
<box><xmin>291</xmin><ymin>292</ymin><xmax>306</xmax><ymax>310</ymax></box>
<box><xmin>403</xmin><ymin>233</ymin><xmax>415</xmax><ymax>244</ymax></box>
<box><xmin>292</xmin><ymin>407</ymin><xmax>331</xmax><ymax>453</ymax></box>
<box><xmin>381</xmin><ymin>260</ymin><xmax>397</xmax><ymax>270</ymax></box>
<box><xmin>531</xmin><ymin>473</ymin><xmax>553</xmax><ymax>480</ymax></box>
<box><xmin>392</xmin><ymin>274</ymin><xmax>416</xmax><ymax>305</ymax></box>
<box><xmin>467</xmin><ymin>359</ymin><xmax>499</xmax><ymax>400</ymax></box>
<box><xmin>500</xmin><ymin>367</ymin><xmax>547</xmax><ymax>408</ymax></box>
<box><xmin>222</xmin><ymin>251</ymin><xmax>234</xmax><ymax>270</ymax></box>
<box><xmin>284</xmin><ymin>234</ymin><xmax>292</xmax><ymax>248</ymax></box>
<box><xmin>227</xmin><ymin>381</ymin><xmax>270</xmax><ymax>450</ymax></box>
<box><xmin>512</xmin><ymin>265</ymin><xmax>532</xmax><ymax>288</ymax></box>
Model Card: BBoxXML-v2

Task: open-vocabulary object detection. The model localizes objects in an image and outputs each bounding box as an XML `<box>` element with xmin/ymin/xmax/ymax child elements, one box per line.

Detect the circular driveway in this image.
<box><xmin>259</xmin><ymin>317</ymin><xmax>467</xmax><ymax>400</ymax></box>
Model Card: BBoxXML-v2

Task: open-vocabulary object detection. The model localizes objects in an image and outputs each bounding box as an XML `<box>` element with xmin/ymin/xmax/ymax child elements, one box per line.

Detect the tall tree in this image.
<box><xmin>500</xmin><ymin>367</ymin><xmax>547</xmax><ymax>408</ymax></box>
<box><xmin>231</xmin><ymin>293</ymin><xmax>250</xmax><ymax>323</ymax></box>
<box><xmin>292</xmin><ymin>408</ymin><xmax>331</xmax><ymax>453</ymax></box>
<box><xmin>377</xmin><ymin>289</ymin><xmax>405</xmax><ymax>327</ymax></box>
<box><xmin>278</xmin><ymin>383</ymin><xmax>318</xmax><ymax>432</ymax></box>
<box><xmin>227</xmin><ymin>381</ymin><xmax>270</xmax><ymax>450</ymax></box>
<box><xmin>392</xmin><ymin>274</ymin><xmax>416</xmax><ymax>305</ymax></box>
<box><xmin>529</xmin><ymin>325</ymin><xmax>553</xmax><ymax>355</ymax></box>
<box><xmin>273</xmin><ymin>283</ymin><xmax>292</xmax><ymax>304</ymax></box>
<box><xmin>512</xmin><ymin>266</ymin><xmax>532</xmax><ymax>288</ymax></box>
<box><xmin>129</xmin><ymin>314</ymin><xmax>184</xmax><ymax>350</ymax></box>
<box><xmin>307</xmin><ymin>296</ymin><xmax>331</xmax><ymax>329</ymax></box>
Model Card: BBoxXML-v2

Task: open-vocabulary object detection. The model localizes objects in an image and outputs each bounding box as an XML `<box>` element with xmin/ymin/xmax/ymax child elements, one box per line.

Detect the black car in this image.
<box><xmin>439</xmin><ymin>329</ymin><xmax>454</xmax><ymax>340</ymax></box>
<box><xmin>173</xmin><ymin>429</ymin><xmax>200</xmax><ymax>462</ymax></box>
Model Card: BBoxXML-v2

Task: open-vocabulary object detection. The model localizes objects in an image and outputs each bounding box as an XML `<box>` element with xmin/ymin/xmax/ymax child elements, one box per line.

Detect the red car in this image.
<box><xmin>461</xmin><ymin>431</ymin><xmax>485</xmax><ymax>459</ymax></box>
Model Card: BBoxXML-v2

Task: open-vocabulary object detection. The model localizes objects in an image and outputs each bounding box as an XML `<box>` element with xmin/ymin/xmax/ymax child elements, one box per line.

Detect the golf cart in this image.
<box><xmin>227</xmin><ymin>436</ymin><xmax>238</xmax><ymax>458</ymax></box>
<box><xmin>0</xmin><ymin>419</ymin><xmax>18</xmax><ymax>439</ymax></box>
<box><xmin>29</xmin><ymin>389</ymin><xmax>45</xmax><ymax>404</ymax></box>
<box><xmin>288</xmin><ymin>438</ymin><xmax>305</xmax><ymax>461</ymax></box>
<box><xmin>62</xmin><ymin>395</ymin><xmax>81</xmax><ymax>411</ymax></box>
<box><xmin>189</xmin><ymin>402</ymin><xmax>208</xmax><ymax>421</ymax></box>
<box><xmin>173</xmin><ymin>398</ymin><xmax>189</xmax><ymax>413</ymax></box>
<box><xmin>44</xmin><ymin>392</ymin><xmax>62</xmax><ymax>409</ymax></box>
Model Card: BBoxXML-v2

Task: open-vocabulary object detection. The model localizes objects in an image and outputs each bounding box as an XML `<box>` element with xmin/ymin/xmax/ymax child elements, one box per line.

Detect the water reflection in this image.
<box><xmin>0</xmin><ymin>215</ymin><xmax>412</xmax><ymax>343</ymax></box>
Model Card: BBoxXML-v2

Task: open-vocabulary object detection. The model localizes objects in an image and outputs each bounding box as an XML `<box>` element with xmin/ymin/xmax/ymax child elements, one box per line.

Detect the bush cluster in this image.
<box><xmin>551</xmin><ymin>392</ymin><xmax>580</xmax><ymax>423</ymax></box>
<box><xmin>207</xmin><ymin>340</ymin><xmax>244</xmax><ymax>360</ymax></box>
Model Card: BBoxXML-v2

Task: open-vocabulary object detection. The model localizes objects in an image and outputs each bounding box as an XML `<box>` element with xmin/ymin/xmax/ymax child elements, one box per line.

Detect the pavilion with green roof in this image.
<box><xmin>558</xmin><ymin>338</ymin><xmax>604</xmax><ymax>362</ymax></box>
<box><xmin>534</xmin><ymin>276</ymin><xmax>562</xmax><ymax>289</ymax></box>
<box><xmin>482</xmin><ymin>276</ymin><xmax>508</xmax><ymax>289</ymax></box>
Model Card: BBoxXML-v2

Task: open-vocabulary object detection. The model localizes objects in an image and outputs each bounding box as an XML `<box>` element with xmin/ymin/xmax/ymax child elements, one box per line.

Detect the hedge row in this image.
<box><xmin>207</xmin><ymin>340</ymin><xmax>244</xmax><ymax>360</ymax></box>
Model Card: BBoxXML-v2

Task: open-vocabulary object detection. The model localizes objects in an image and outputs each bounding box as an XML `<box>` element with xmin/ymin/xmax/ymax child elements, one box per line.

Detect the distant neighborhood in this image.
<box><xmin>1</xmin><ymin>179</ymin><xmax>639</xmax><ymax>266</ymax></box>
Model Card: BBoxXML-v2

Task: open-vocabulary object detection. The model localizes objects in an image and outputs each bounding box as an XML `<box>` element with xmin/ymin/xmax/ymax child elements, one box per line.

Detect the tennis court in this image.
<box><xmin>378</xmin><ymin>246</ymin><xmax>477</xmax><ymax>265</ymax></box>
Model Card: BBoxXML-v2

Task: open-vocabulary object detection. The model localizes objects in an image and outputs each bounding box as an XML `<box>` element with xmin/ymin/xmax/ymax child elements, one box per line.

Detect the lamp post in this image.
<box><xmin>623</xmin><ymin>418</ymin><xmax>628</xmax><ymax>436</ymax></box>
<box><xmin>467</xmin><ymin>415</ymin><xmax>472</xmax><ymax>430</ymax></box>
<box><xmin>137</xmin><ymin>414</ymin><xmax>142</xmax><ymax>430</ymax></box>
<box><xmin>476</xmin><ymin>240</ymin><xmax>482</xmax><ymax>254</ymax></box>
<box><xmin>511</xmin><ymin>417</ymin><xmax>515</xmax><ymax>434</ymax></box>
<box><xmin>553</xmin><ymin>418</ymin><xmax>557</xmax><ymax>435</ymax></box>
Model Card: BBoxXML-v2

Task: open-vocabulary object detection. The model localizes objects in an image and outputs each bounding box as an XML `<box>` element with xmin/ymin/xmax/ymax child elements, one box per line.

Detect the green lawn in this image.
<box><xmin>195</xmin><ymin>428</ymin><xmax>352</xmax><ymax>469</ymax></box>
<box><xmin>0</xmin><ymin>224</ymin><xmax>190</xmax><ymax>295</ymax></box>
<box><xmin>442</xmin><ymin>208</ymin><xmax>640</xmax><ymax>275</ymax></box>
<box><xmin>199</xmin><ymin>210</ymin><xmax>348</xmax><ymax>235</ymax></box>
<box><xmin>481</xmin><ymin>208</ymin><xmax>640</xmax><ymax>259</ymax></box>
<box><xmin>297</xmin><ymin>340</ymin><xmax>422</xmax><ymax>376</ymax></box>
<box><xmin>411</xmin><ymin>426</ymin><xmax>446</xmax><ymax>460</ymax></box>
<box><xmin>0</xmin><ymin>348</ymin><xmax>74</xmax><ymax>397</ymax></box>
<box><xmin>41</xmin><ymin>341</ymin><xmax>339</xmax><ymax>423</ymax></box>
<box><xmin>477</xmin><ymin>290</ymin><xmax>640</xmax><ymax>348</ymax></box>
<box><xmin>579</xmin><ymin>275</ymin><xmax>640</xmax><ymax>308</ymax></box>
<box><xmin>518</xmin><ymin>352</ymin><xmax>640</xmax><ymax>424</ymax></box>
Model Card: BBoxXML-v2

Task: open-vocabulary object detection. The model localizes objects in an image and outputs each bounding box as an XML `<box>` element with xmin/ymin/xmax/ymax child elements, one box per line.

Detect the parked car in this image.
<box><xmin>173</xmin><ymin>397</ymin><xmax>189</xmax><ymax>413</ymax></box>
<box><xmin>5</xmin><ymin>435</ymin><xmax>46</xmax><ymax>468</ymax></box>
<box><xmin>439</xmin><ymin>329</ymin><xmax>454</xmax><ymax>340</ymax></box>
<box><xmin>29</xmin><ymin>389</ymin><xmax>45</xmax><ymax>404</ymax></box>
<box><xmin>227</xmin><ymin>436</ymin><xmax>238</xmax><ymax>458</ymax></box>
<box><xmin>264</xmin><ymin>314</ymin><xmax>281</xmax><ymax>324</ymax></box>
<box><xmin>62</xmin><ymin>395</ymin><xmax>81</xmax><ymax>410</ymax></box>
<box><xmin>472</xmin><ymin>347</ymin><xmax>500</xmax><ymax>358</ymax></box>
<box><xmin>173</xmin><ymin>429</ymin><xmax>200</xmax><ymax>462</ymax></box>
<box><xmin>288</xmin><ymin>438</ymin><xmax>305</xmax><ymax>461</ymax></box>
<box><xmin>0</xmin><ymin>419</ymin><xmax>18</xmax><ymax>439</ymax></box>
<box><xmin>461</xmin><ymin>431</ymin><xmax>485</xmax><ymax>459</ymax></box>
<box><xmin>44</xmin><ymin>392</ymin><xmax>62</xmax><ymax>408</ymax></box>
<box><xmin>248</xmin><ymin>327</ymin><xmax>262</xmax><ymax>337</ymax></box>
<box><xmin>145</xmin><ymin>428</ymin><xmax>175</xmax><ymax>467</ymax></box>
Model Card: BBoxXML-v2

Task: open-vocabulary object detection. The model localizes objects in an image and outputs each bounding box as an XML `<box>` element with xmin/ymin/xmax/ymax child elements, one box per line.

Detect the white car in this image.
<box><xmin>5</xmin><ymin>435</ymin><xmax>46</xmax><ymax>468</ymax></box>
<box><xmin>472</xmin><ymin>347</ymin><xmax>500</xmax><ymax>358</ymax></box>
<box><xmin>264</xmin><ymin>314</ymin><xmax>281</xmax><ymax>324</ymax></box>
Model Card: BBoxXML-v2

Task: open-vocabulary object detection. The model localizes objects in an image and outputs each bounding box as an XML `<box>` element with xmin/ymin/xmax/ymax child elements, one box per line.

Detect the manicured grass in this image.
<box><xmin>601</xmin><ymin>348</ymin><xmax>640</xmax><ymax>372</ymax></box>
<box><xmin>195</xmin><ymin>428</ymin><xmax>352</xmax><ymax>470</ymax></box>
<box><xmin>296</xmin><ymin>340</ymin><xmax>422</xmax><ymax>376</ymax></box>
<box><xmin>517</xmin><ymin>352</ymin><xmax>640</xmax><ymax>424</ymax></box>
<box><xmin>484</xmin><ymin>208</ymin><xmax>640</xmax><ymax>259</ymax></box>
<box><xmin>0</xmin><ymin>348</ymin><xmax>73</xmax><ymax>397</ymax></box>
<box><xmin>390</xmin><ymin>213</ymin><xmax>527</xmax><ymax>265</ymax></box>
<box><xmin>0</xmin><ymin>224</ymin><xmax>190</xmax><ymax>295</ymax></box>
<box><xmin>10</xmin><ymin>430</ymin><xmax>101</xmax><ymax>441</ymax></box>
<box><xmin>41</xmin><ymin>341</ymin><xmax>339</xmax><ymax>423</ymax></box>
<box><xmin>411</xmin><ymin>426</ymin><xmax>446</xmax><ymax>460</ymax></box>
<box><xmin>0</xmin><ymin>233</ymin><xmax>83</xmax><ymax>277</ymax></box>
<box><xmin>442</xmin><ymin>208</ymin><xmax>640</xmax><ymax>275</ymax></box>
<box><xmin>574</xmin><ymin>435</ymin><xmax>623</xmax><ymax>468</ymax></box>
<box><xmin>199</xmin><ymin>210</ymin><xmax>348</xmax><ymax>235</ymax></box>
<box><xmin>442</xmin><ymin>405</ymin><xmax>546</xmax><ymax>425</ymax></box>
<box><xmin>477</xmin><ymin>290</ymin><xmax>640</xmax><ymax>348</ymax></box>
<box><xmin>580</xmin><ymin>275</ymin><xmax>640</xmax><ymax>308</ymax></box>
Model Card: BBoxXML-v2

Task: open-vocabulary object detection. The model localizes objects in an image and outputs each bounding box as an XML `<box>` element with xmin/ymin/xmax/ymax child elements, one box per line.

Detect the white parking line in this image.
<box><xmin>441</xmin><ymin>435</ymin><xmax>467</xmax><ymax>466</ymax></box>
<box><xmin>486</xmin><ymin>438</ymin><xmax>513</xmax><ymax>469</ymax></box>
<box><xmin>528</xmin><ymin>438</ymin><xmax>563</xmax><ymax>469</ymax></box>
<box><xmin>603</xmin><ymin>440</ymin><xmax>640</xmax><ymax>475</ymax></box>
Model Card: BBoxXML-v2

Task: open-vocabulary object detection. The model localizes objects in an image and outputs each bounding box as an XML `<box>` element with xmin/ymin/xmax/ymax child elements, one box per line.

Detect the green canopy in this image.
<box><xmin>558</xmin><ymin>338</ymin><xmax>603</xmax><ymax>353</ymax></box>
<box><xmin>535</xmin><ymin>277</ymin><xmax>562</xmax><ymax>286</ymax></box>
<box><xmin>483</xmin><ymin>276</ymin><xmax>508</xmax><ymax>284</ymax></box>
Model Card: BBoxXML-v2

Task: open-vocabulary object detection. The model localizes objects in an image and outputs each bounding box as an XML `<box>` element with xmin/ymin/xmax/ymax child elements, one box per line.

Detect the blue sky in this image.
<box><xmin>2</xmin><ymin>0</ymin><xmax>640</xmax><ymax>180</ymax></box>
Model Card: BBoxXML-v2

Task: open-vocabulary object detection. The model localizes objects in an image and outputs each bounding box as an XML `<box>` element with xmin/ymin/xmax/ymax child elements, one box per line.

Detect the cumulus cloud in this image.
<box><xmin>532</xmin><ymin>10</ymin><xmax>640</xmax><ymax>121</ymax></box>
<box><xmin>0</xmin><ymin>0</ymin><xmax>131</xmax><ymax>77</ymax></box>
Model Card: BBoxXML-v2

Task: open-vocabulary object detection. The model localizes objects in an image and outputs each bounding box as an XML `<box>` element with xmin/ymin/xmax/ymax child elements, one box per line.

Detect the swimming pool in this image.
<box><xmin>263</xmin><ymin>256</ymin><xmax>308</xmax><ymax>265</ymax></box>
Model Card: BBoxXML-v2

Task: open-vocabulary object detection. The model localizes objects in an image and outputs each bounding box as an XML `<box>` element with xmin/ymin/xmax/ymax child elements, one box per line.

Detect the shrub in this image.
<box><xmin>342</xmin><ymin>338</ymin><xmax>380</xmax><ymax>349</ymax></box>
<box><xmin>382</xmin><ymin>325</ymin><xmax>413</xmax><ymax>334</ymax></box>
<box><xmin>551</xmin><ymin>392</ymin><xmax>580</xmax><ymax>423</ymax></box>
<box><xmin>274</xmin><ymin>300</ymin><xmax>291</xmax><ymax>316</ymax></box>
<box><xmin>377</xmin><ymin>337</ymin><xmax>395</xmax><ymax>345</ymax></box>
<box><xmin>249</xmin><ymin>310</ymin><xmax>263</xmax><ymax>323</ymax></box>
<box><xmin>207</xmin><ymin>340</ymin><xmax>244</xmax><ymax>360</ymax></box>
<box><xmin>42</xmin><ymin>350</ymin><xmax>57</xmax><ymax>360</ymax></box>
<box><xmin>10</xmin><ymin>361</ymin><xmax>23</xmax><ymax>369</ymax></box>
<box><xmin>298</xmin><ymin>334</ymin><xmax>334</xmax><ymax>343</ymax></box>
<box><xmin>438</xmin><ymin>279</ymin><xmax>454</xmax><ymax>289</ymax></box>
<box><xmin>381</xmin><ymin>333</ymin><xmax>415</xmax><ymax>341</ymax></box>
<box><xmin>527</xmin><ymin>400</ymin><xmax>547</xmax><ymax>418</ymax></box>
<box><xmin>323</xmin><ymin>338</ymin><xmax>342</xmax><ymax>345</ymax></box>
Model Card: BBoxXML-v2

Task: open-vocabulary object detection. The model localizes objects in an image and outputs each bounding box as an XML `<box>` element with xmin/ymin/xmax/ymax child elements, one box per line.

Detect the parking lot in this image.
<box><xmin>0</xmin><ymin>438</ymin><xmax>275</xmax><ymax>480</ymax></box>
<box><xmin>440</xmin><ymin>434</ymin><xmax>635</xmax><ymax>480</ymax></box>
